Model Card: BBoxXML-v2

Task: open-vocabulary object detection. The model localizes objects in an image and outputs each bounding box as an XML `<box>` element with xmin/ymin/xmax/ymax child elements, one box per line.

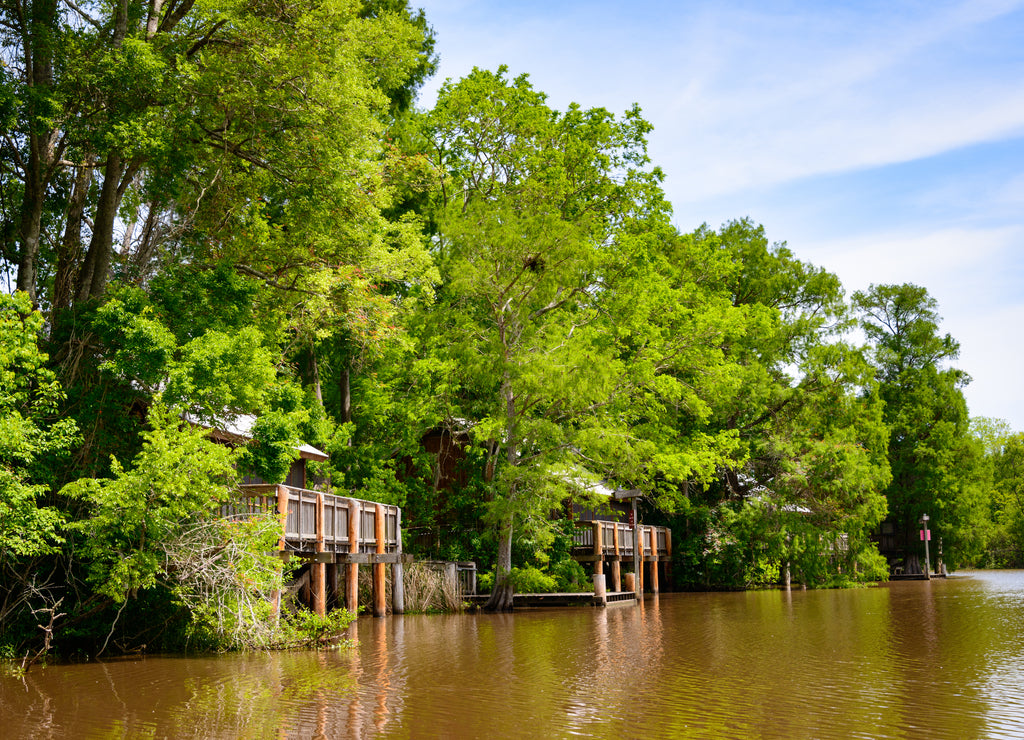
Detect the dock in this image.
<box><xmin>465</xmin><ymin>591</ymin><xmax>637</xmax><ymax>608</ymax></box>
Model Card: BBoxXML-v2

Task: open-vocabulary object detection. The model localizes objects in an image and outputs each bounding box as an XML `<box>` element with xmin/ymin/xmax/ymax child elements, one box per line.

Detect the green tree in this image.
<box><xmin>419</xmin><ymin>68</ymin><xmax>669</xmax><ymax>609</ymax></box>
<box><xmin>853</xmin><ymin>283</ymin><xmax>987</xmax><ymax>569</ymax></box>
<box><xmin>667</xmin><ymin>220</ymin><xmax>891</xmax><ymax>588</ymax></box>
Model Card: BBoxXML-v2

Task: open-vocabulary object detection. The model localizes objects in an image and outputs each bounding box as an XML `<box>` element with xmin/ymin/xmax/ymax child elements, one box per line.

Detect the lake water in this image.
<box><xmin>4</xmin><ymin>570</ymin><xmax>1024</xmax><ymax>738</ymax></box>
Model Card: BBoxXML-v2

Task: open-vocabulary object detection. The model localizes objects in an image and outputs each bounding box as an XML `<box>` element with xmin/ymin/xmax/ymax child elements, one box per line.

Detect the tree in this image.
<box><xmin>1</xmin><ymin>0</ymin><xmax>435</xmax><ymax>310</ymax></box>
<box><xmin>419</xmin><ymin>68</ymin><xmax>669</xmax><ymax>610</ymax></box>
<box><xmin>853</xmin><ymin>283</ymin><xmax>986</xmax><ymax>568</ymax></box>
<box><xmin>663</xmin><ymin>220</ymin><xmax>891</xmax><ymax>588</ymax></box>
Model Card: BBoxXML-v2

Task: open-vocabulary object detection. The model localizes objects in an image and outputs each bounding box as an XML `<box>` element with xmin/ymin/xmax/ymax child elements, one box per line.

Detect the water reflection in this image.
<box><xmin>4</xmin><ymin>572</ymin><xmax>1024</xmax><ymax>738</ymax></box>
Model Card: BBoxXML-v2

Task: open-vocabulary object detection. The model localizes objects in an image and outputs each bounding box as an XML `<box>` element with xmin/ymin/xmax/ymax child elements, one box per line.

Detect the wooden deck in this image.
<box><xmin>571</xmin><ymin>520</ymin><xmax>671</xmax><ymax>561</ymax></box>
<box><xmin>571</xmin><ymin>519</ymin><xmax>672</xmax><ymax>595</ymax></box>
<box><xmin>465</xmin><ymin>591</ymin><xmax>637</xmax><ymax>608</ymax></box>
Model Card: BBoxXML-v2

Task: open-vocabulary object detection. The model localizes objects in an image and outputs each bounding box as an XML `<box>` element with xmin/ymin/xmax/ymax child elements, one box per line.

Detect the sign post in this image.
<box><xmin>921</xmin><ymin>513</ymin><xmax>931</xmax><ymax>580</ymax></box>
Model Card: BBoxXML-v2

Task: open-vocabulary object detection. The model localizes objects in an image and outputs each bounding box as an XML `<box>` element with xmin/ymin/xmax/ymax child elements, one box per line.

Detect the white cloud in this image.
<box><xmin>419</xmin><ymin>1</ymin><xmax>1024</xmax><ymax>202</ymax></box>
<box><xmin>414</xmin><ymin>1</ymin><xmax>1024</xmax><ymax>428</ymax></box>
<box><xmin>801</xmin><ymin>226</ymin><xmax>1022</xmax><ymax>300</ymax></box>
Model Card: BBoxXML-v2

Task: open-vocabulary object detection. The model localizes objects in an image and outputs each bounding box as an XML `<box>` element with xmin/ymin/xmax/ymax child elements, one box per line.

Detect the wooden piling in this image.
<box><xmin>373</xmin><ymin>504</ymin><xmax>386</xmax><ymax>617</ymax></box>
<box><xmin>312</xmin><ymin>492</ymin><xmax>326</xmax><ymax>617</ymax></box>
<box><xmin>649</xmin><ymin>526</ymin><xmax>659</xmax><ymax>595</ymax></box>
<box><xmin>638</xmin><ymin>526</ymin><xmax>645</xmax><ymax>595</ymax></box>
<box><xmin>346</xmin><ymin>498</ymin><xmax>359</xmax><ymax>614</ymax></box>
<box><xmin>611</xmin><ymin>523</ymin><xmax>621</xmax><ymax>592</ymax></box>
<box><xmin>272</xmin><ymin>485</ymin><xmax>289</xmax><ymax>622</ymax></box>
<box><xmin>392</xmin><ymin>508</ymin><xmax>405</xmax><ymax>615</ymax></box>
<box><xmin>592</xmin><ymin>520</ymin><xmax>603</xmax><ymax>576</ymax></box>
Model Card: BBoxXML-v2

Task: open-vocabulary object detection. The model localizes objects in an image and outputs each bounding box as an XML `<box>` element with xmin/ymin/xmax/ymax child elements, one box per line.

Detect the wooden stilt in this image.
<box><xmin>312</xmin><ymin>492</ymin><xmax>326</xmax><ymax>617</ymax></box>
<box><xmin>592</xmin><ymin>520</ymin><xmax>603</xmax><ymax>576</ymax></box>
<box><xmin>649</xmin><ymin>528</ymin><xmax>659</xmax><ymax>595</ymax></box>
<box><xmin>612</xmin><ymin>523</ymin><xmax>621</xmax><ymax>592</ymax></box>
<box><xmin>392</xmin><ymin>508</ymin><xmax>405</xmax><ymax>615</ymax></box>
<box><xmin>346</xmin><ymin>498</ymin><xmax>359</xmax><ymax>614</ymax></box>
<box><xmin>272</xmin><ymin>485</ymin><xmax>289</xmax><ymax>622</ymax></box>
<box><xmin>373</xmin><ymin>504</ymin><xmax>386</xmax><ymax>617</ymax></box>
<box><xmin>638</xmin><ymin>526</ymin><xmax>645</xmax><ymax>595</ymax></box>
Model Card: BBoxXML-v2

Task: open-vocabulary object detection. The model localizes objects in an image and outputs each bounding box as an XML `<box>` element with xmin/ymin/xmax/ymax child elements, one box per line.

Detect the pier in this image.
<box><xmin>572</xmin><ymin>520</ymin><xmax>672</xmax><ymax>595</ymax></box>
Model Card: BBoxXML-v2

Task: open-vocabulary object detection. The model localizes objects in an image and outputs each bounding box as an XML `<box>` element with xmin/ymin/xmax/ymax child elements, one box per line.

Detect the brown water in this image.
<box><xmin>4</xmin><ymin>570</ymin><xmax>1024</xmax><ymax>739</ymax></box>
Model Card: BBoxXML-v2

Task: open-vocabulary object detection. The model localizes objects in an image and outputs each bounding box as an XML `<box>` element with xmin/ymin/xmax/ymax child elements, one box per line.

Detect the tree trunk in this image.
<box><xmin>75</xmin><ymin>153</ymin><xmax>125</xmax><ymax>304</ymax></box>
<box><xmin>483</xmin><ymin>516</ymin><xmax>514</xmax><ymax>612</ymax></box>
<box><xmin>52</xmin><ymin>163</ymin><xmax>93</xmax><ymax>315</ymax></box>
<box><xmin>340</xmin><ymin>362</ymin><xmax>352</xmax><ymax>424</ymax></box>
<box><xmin>16</xmin><ymin>144</ymin><xmax>45</xmax><ymax>304</ymax></box>
<box><xmin>15</xmin><ymin>0</ymin><xmax>60</xmax><ymax>304</ymax></box>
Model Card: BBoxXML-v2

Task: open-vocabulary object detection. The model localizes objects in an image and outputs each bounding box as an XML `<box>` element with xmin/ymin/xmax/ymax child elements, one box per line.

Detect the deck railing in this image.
<box><xmin>572</xmin><ymin>520</ymin><xmax>671</xmax><ymax>558</ymax></box>
<box><xmin>222</xmin><ymin>484</ymin><xmax>401</xmax><ymax>555</ymax></box>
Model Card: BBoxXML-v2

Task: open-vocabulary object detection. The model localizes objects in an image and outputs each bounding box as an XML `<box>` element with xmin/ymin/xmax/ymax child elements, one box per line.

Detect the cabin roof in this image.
<box><xmin>190</xmin><ymin>413</ymin><xmax>329</xmax><ymax>461</ymax></box>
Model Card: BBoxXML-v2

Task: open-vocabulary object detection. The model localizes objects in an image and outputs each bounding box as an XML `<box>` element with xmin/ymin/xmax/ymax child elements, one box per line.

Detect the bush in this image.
<box><xmin>550</xmin><ymin>559</ymin><xmax>588</xmax><ymax>592</ymax></box>
<box><xmin>509</xmin><ymin>566</ymin><xmax>557</xmax><ymax>593</ymax></box>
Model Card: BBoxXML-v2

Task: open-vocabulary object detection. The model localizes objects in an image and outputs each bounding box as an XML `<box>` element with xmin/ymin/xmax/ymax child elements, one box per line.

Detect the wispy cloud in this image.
<box><xmin>415</xmin><ymin>0</ymin><xmax>1024</xmax><ymax>426</ymax></box>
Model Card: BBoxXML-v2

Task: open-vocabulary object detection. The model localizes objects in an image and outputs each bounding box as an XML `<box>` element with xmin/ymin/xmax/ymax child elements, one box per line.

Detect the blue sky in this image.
<box><xmin>414</xmin><ymin>0</ymin><xmax>1024</xmax><ymax>431</ymax></box>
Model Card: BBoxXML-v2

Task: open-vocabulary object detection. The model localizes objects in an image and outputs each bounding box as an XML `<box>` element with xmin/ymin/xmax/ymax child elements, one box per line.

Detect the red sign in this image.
<box><xmin>920</xmin><ymin>529</ymin><xmax>931</xmax><ymax>541</ymax></box>
<box><xmin>628</xmin><ymin>510</ymin><xmax>635</xmax><ymax>528</ymax></box>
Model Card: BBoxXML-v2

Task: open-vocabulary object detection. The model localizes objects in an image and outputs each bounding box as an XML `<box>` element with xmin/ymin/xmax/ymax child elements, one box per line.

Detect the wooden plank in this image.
<box><xmin>312</xmin><ymin>492</ymin><xmax>325</xmax><ymax>616</ymax></box>
<box><xmin>392</xmin><ymin>508</ymin><xmax>405</xmax><ymax>615</ymax></box>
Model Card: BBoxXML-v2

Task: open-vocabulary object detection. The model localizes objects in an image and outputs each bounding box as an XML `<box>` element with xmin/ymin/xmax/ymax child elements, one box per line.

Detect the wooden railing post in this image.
<box><xmin>373</xmin><ymin>504</ymin><xmax>386</xmax><ymax>617</ymax></box>
<box><xmin>346</xmin><ymin>499</ymin><xmax>359</xmax><ymax>614</ymax></box>
<box><xmin>638</xmin><ymin>526</ymin><xmax>645</xmax><ymax>596</ymax></box>
<box><xmin>649</xmin><ymin>525</ymin><xmax>659</xmax><ymax>595</ymax></box>
<box><xmin>312</xmin><ymin>492</ymin><xmax>326</xmax><ymax>617</ymax></box>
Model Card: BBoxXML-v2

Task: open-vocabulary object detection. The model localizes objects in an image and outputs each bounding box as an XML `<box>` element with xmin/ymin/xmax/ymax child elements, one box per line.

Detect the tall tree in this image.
<box><xmin>1</xmin><ymin>0</ymin><xmax>435</xmax><ymax>310</ymax></box>
<box><xmin>853</xmin><ymin>283</ymin><xmax>985</xmax><ymax>568</ymax></box>
<box><xmin>672</xmin><ymin>220</ymin><xmax>891</xmax><ymax>587</ymax></box>
<box><xmin>420</xmin><ymin>68</ymin><xmax>669</xmax><ymax>610</ymax></box>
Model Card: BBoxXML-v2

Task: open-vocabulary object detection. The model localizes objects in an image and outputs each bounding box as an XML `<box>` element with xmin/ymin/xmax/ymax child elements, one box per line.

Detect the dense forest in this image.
<box><xmin>3</xmin><ymin>0</ymin><xmax>1023</xmax><ymax>656</ymax></box>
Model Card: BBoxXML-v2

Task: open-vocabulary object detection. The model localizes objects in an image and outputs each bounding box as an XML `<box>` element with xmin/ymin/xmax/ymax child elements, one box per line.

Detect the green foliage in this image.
<box><xmin>986</xmin><ymin>432</ymin><xmax>1024</xmax><ymax>566</ymax></box>
<box><xmin>854</xmin><ymin>283</ymin><xmax>986</xmax><ymax>568</ymax></box>
<box><xmin>63</xmin><ymin>405</ymin><xmax>237</xmax><ymax>602</ymax></box>
<box><xmin>239</xmin><ymin>411</ymin><xmax>300</xmax><ymax>485</ymax></box>
<box><xmin>549</xmin><ymin>559</ymin><xmax>589</xmax><ymax>593</ymax></box>
<box><xmin>509</xmin><ymin>566</ymin><xmax>558</xmax><ymax>594</ymax></box>
<box><xmin>0</xmin><ymin>293</ymin><xmax>77</xmax><ymax>559</ymax></box>
<box><xmin>281</xmin><ymin>608</ymin><xmax>356</xmax><ymax>649</ymax></box>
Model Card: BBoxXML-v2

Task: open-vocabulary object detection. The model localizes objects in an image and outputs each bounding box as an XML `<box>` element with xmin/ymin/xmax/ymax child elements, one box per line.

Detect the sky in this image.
<box><xmin>413</xmin><ymin>0</ymin><xmax>1024</xmax><ymax>431</ymax></box>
